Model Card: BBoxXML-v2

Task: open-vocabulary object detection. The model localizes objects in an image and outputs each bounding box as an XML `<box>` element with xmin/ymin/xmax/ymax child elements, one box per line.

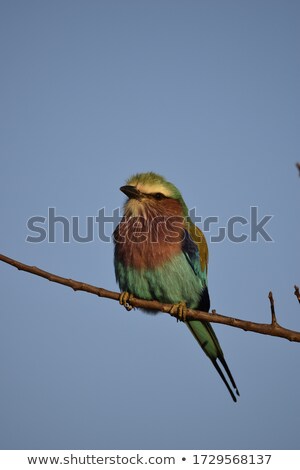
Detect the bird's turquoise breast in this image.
<box><xmin>114</xmin><ymin>252</ymin><xmax>206</xmax><ymax>308</ymax></box>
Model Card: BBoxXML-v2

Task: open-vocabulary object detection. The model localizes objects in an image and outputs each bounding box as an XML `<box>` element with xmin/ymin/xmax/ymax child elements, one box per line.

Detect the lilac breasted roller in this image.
<box><xmin>114</xmin><ymin>172</ymin><xmax>239</xmax><ymax>402</ymax></box>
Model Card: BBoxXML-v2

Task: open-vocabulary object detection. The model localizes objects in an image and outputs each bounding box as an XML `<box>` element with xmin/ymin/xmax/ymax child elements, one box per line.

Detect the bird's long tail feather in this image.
<box><xmin>212</xmin><ymin>358</ymin><xmax>239</xmax><ymax>403</ymax></box>
<box><xmin>218</xmin><ymin>354</ymin><xmax>240</xmax><ymax>397</ymax></box>
<box><xmin>187</xmin><ymin>320</ymin><xmax>239</xmax><ymax>402</ymax></box>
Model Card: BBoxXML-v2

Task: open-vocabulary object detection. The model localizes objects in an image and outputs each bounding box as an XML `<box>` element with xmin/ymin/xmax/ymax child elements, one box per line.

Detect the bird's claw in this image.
<box><xmin>170</xmin><ymin>301</ymin><xmax>187</xmax><ymax>322</ymax></box>
<box><xmin>119</xmin><ymin>291</ymin><xmax>134</xmax><ymax>311</ymax></box>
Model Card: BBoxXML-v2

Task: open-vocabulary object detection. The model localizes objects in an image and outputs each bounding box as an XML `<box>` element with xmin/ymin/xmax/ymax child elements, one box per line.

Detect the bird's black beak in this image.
<box><xmin>120</xmin><ymin>185</ymin><xmax>142</xmax><ymax>199</ymax></box>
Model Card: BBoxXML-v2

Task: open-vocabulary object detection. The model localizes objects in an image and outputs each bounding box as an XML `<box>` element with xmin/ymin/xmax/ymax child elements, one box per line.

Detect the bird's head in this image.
<box><xmin>120</xmin><ymin>172</ymin><xmax>189</xmax><ymax>219</ymax></box>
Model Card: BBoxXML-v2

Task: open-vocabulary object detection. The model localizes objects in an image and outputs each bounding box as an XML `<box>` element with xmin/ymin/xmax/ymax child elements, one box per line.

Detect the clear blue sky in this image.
<box><xmin>1</xmin><ymin>0</ymin><xmax>299</xmax><ymax>450</ymax></box>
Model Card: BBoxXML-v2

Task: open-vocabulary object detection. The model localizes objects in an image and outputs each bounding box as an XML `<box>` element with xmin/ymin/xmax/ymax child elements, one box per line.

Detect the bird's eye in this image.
<box><xmin>154</xmin><ymin>192</ymin><xmax>164</xmax><ymax>200</ymax></box>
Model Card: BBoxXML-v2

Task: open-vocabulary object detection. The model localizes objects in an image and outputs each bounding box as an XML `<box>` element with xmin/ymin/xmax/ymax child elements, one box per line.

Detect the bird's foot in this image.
<box><xmin>170</xmin><ymin>301</ymin><xmax>187</xmax><ymax>322</ymax></box>
<box><xmin>119</xmin><ymin>291</ymin><xmax>134</xmax><ymax>311</ymax></box>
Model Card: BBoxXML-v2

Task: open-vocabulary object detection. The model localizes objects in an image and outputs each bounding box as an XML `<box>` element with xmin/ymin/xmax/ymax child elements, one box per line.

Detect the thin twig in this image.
<box><xmin>268</xmin><ymin>291</ymin><xmax>277</xmax><ymax>325</ymax></box>
<box><xmin>294</xmin><ymin>285</ymin><xmax>300</xmax><ymax>304</ymax></box>
<box><xmin>296</xmin><ymin>163</ymin><xmax>300</xmax><ymax>177</ymax></box>
<box><xmin>1</xmin><ymin>253</ymin><xmax>300</xmax><ymax>343</ymax></box>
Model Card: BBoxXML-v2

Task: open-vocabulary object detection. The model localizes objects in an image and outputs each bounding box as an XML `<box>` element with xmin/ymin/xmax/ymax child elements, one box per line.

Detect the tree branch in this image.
<box><xmin>1</xmin><ymin>253</ymin><xmax>300</xmax><ymax>343</ymax></box>
<box><xmin>296</xmin><ymin>162</ymin><xmax>300</xmax><ymax>176</ymax></box>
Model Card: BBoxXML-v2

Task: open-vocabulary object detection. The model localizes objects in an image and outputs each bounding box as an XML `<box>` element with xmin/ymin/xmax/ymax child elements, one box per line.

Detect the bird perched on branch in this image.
<box><xmin>114</xmin><ymin>172</ymin><xmax>239</xmax><ymax>402</ymax></box>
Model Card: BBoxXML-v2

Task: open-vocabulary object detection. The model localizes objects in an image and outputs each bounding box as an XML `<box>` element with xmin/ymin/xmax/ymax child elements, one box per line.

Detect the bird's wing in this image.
<box><xmin>182</xmin><ymin>228</ymin><xmax>203</xmax><ymax>277</ymax></box>
<box><xmin>182</xmin><ymin>221</ymin><xmax>208</xmax><ymax>281</ymax></box>
<box><xmin>187</xmin><ymin>222</ymin><xmax>209</xmax><ymax>272</ymax></box>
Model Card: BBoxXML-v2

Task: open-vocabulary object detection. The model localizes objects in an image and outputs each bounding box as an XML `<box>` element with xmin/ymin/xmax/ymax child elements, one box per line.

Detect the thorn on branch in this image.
<box><xmin>294</xmin><ymin>285</ymin><xmax>300</xmax><ymax>304</ymax></box>
<box><xmin>268</xmin><ymin>291</ymin><xmax>277</xmax><ymax>325</ymax></box>
<box><xmin>296</xmin><ymin>163</ymin><xmax>300</xmax><ymax>177</ymax></box>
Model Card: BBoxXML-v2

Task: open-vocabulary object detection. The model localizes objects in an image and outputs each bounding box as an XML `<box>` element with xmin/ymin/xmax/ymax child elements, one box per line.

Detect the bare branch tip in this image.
<box><xmin>294</xmin><ymin>285</ymin><xmax>300</xmax><ymax>304</ymax></box>
<box><xmin>268</xmin><ymin>291</ymin><xmax>277</xmax><ymax>325</ymax></box>
<box><xmin>268</xmin><ymin>291</ymin><xmax>274</xmax><ymax>304</ymax></box>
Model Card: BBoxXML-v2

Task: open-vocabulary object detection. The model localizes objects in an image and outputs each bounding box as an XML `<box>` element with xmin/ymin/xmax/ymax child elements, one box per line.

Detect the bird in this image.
<box><xmin>113</xmin><ymin>171</ymin><xmax>239</xmax><ymax>402</ymax></box>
